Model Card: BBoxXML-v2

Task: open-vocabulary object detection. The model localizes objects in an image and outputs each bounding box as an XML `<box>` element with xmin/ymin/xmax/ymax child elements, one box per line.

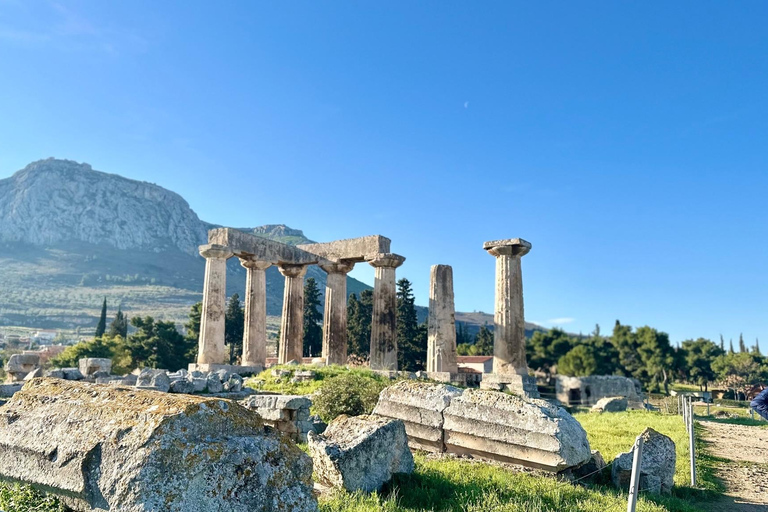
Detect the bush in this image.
<box><xmin>0</xmin><ymin>483</ymin><xmax>62</xmax><ymax>512</ymax></box>
<box><xmin>312</xmin><ymin>373</ymin><xmax>388</xmax><ymax>423</ymax></box>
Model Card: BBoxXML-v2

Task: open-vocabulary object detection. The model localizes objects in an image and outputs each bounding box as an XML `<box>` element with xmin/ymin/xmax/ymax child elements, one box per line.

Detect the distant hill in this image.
<box><xmin>0</xmin><ymin>158</ymin><xmax>545</xmax><ymax>338</ymax></box>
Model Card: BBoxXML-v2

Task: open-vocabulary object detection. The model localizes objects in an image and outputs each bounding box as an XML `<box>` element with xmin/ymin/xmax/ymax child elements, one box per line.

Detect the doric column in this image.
<box><xmin>319</xmin><ymin>261</ymin><xmax>355</xmax><ymax>366</ymax></box>
<box><xmin>427</xmin><ymin>264</ymin><xmax>458</xmax><ymax>373</ymax></box>
<box><xmin>277</xmin><ymin>263</ymin><xmax>309</xmax><ymax>364</ymax></box>
<box><xmin>239</xmin><ymin>257</ymin><xmax>272</xmax><ymax>367</ymax></box>
<box><xmin>368</xmin><ymin>253</ymin><xmax>405</xmax><ymax>371</ymax></box>
<box><xmin>483</xmin><ymin>238</ymin><xmax>532</xmax><ymax>375</ymax></box>
<box><xmin>197</xmin><ymin>244</ymin><xmax>233</xmax><ymax>364</ymax></box>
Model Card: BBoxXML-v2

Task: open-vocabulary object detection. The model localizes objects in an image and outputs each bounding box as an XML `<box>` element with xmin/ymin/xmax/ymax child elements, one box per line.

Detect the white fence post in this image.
<box><xmin>689</xmin><ymin>400</ymin><xmax>696</xmax><ymax>487</ymax></box>
<box><xmin>627</xmin><ymin>434</ymin><xmax>644</xmax><ymax>512</ymax></box>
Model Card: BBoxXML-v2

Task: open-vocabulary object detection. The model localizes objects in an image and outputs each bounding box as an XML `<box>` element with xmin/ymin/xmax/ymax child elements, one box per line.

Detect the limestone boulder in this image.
<box><xmin>612</xmin><ymin>427</ymin><xmax>676</xmax><ymax>494</ymax></box>
<box><xmin>23</xmin><ymin>367</ymin><xmax>44</xmax><ymax>381</ymax></box>
<box><xmin>136</xmin><ymin>368</ymin><xmax>171</xmax><ymax>392</ymax></box>
<box><xmin>308</xmin><ymin>415</ymin><xmax>413</xmax><ymax>492</ymax></box>
<box><xmin>442</xmin><ymin>388</ymin><xmax>592</xmax><ymax>472</ymax></box>
<box><xmin>78</xmin><ymin>358</ymin><xmax>112</xmax><ymax>377</ymax></box>
<box><xmin>169</xmin><ymin>379</ymin><xmax>195</xmax><ymax>394</ymax></box>
<box><xmin>0</xmin><ymin>378</ymin><xmax>316</xmax><ymax>511</ymax></box>
<box><xmin>62</xmin><ymin>368</ymin><xmax>85</xmax><ymax>380</ymax></box>
<box><xmin>591</xmin><ymin>396</ymin><xmax>628</xmax><ymax>413</ymax></box>
<box><xmin>372</xmin><ymin>381</ymin><xmax>462</xmax><ymax>452</ymax></box>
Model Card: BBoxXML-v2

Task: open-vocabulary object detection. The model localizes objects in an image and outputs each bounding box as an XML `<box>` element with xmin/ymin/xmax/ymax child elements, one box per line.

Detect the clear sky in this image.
<box><xmin>1</xmin><ymin>1</ymin><xmax>767</xmax><ymax>345</ymax></box>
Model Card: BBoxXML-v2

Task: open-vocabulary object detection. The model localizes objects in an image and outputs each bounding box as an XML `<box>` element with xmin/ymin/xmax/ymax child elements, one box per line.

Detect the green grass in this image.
<box><xmin>318</xmin><ymin>453</ymin><xmax>702</xmax><ymax>512</ymax></box>
<box><xmin>0</xmin><ymin>482</ymin><xmax>63</xmax><ymax>512</ymax></box>
<box><xmin>244</xmin><ymin>364</ymin><xmax>392</xmax><ymax>396</ymax></box>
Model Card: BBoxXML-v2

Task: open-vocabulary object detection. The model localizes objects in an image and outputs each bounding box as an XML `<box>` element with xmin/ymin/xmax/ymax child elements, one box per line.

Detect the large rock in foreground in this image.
<box><xmin>442</xmin><ymin>388</ymin><xmax>592</xmax><ymax>472</ymax></box>
<box><xmin>612</xmin><ymin>427</ymin><xmax>676</xmax><ymax>494</ymax></box>
<box><xmin>0</xmin><ymin>378</ymin><xmax>316</xmax><ymax>512</ymax></box>
<box><xmin>308</xmin><ymin>415</ymin><xmax>413</xmax><ymax>492</ymax></box>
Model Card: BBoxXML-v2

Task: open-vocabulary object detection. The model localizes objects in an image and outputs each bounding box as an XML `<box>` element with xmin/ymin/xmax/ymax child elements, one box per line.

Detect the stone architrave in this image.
<box><xmin>197</xmin><ymin>244</ymin><xmax>233</xmax><ymax>365</ymax></box>
<box><xmin>278</xmin><ymin>264</ymin><xmax>309</xmax><ymax>364</ymax></box>
<box><xmin>240</xmin><ymin>257</ymin><xmax>272</xmax><ymax>367</ymax></box>
<box><xmin>319</xmin><ymin>261</ymin><xmax>355</xmax><ymax>365</ymax></box>
<box><xmin>427</xmin><ymin>265</ymin><xmax>458</xmax><ymax>374</ymax></box>
<box><xmin>368</xmin><ymin>253</ymin><xmax>405</xmax><ymax>371</ymax></box>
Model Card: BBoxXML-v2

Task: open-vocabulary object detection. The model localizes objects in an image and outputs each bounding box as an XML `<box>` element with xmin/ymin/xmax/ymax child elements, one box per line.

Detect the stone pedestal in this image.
<box><xmin>319</xmin><ymin>261</ymin><xmax>355</xmax><ymax>366</ymax></box>
<box><xmin>240</xmin><ymin>257</ymin><xmax>272</xmax><ymax>367</ymax></box>
<box><xmin>427</xmin><ymin>264</ymin><xmax>458</xmax><ymax>374</ymax></box>
<box><xmin>278</xmin><ymin>264</ymin><xmax>309</xmax><ymax>364</ymax></box>
<box><xmin>197</xmin><ymin>244</ymin><xmax>233</xmax><ymax>365</ymax></box>
<box><xmin>368</xmin><ymin>253</ymin><xmax>405</xmax><ymax>371</ymax></box>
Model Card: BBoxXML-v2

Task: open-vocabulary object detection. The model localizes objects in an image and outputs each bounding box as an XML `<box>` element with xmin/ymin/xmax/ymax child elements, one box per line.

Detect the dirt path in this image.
<box><xmin>699</xmin><ymin>420</ymin><xmax>768</xmax><ymax>511</ymax></box>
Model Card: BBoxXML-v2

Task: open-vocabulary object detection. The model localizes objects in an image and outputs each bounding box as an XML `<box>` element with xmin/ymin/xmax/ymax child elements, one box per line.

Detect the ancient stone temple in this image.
<box><xmin>479</xmin><ymin>238</ymin><xmax>539</xmax><ymax>398</ymax></box>
<box><xmin>191</xmin><ymin>228</ymin><xmax>406</xmax><ymax>374</ymax></box>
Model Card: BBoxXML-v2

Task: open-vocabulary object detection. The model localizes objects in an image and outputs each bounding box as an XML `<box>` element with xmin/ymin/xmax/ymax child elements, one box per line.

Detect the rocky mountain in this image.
<box><xmin>0</xmin><ymin>159</ymin><xmax>370</xmax><ymax>330</ymax></box>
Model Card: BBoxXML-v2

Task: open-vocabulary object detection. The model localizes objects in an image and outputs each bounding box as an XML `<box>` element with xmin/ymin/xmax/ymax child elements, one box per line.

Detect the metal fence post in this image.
<box><xmin>689</xmin><ymin>400</ymin><xmax>696</xmax><ymax>487</ymax></box>
<box><xmin>627</xmin><ymin>434</ymin><xmax>644</xmax><ymax>512</ymax></box>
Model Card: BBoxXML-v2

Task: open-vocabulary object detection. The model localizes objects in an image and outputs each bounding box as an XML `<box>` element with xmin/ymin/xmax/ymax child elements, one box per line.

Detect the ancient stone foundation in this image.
<box><xmin>0</xmin><ymin>379</ymin><xmax>317</xmax><ymax>512</ymax></box>
<box><xmin>556</xmin><ymin>375</ymin><xmax>644</xmax><ymax>408</ymax></box>
<box><xmin>241</xmin><ymin>394</ymin><xmax>322</xmax><ymax>442</ymax></box>
<box><xmin>373</xmin><ymin>381</ymin><xmax>592</xmax><ymax>472</ymax></box>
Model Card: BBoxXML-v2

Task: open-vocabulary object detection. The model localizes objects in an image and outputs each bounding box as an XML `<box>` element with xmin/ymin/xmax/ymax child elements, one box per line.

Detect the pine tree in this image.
<box><xmin>739</xmin><ymin>333</ymin><xmax>746</xmax><ymax>353</ymax></box>
<box><xmin>95</xmin><ymin>298</ymin><xmax>108</xmax><ymax>337</ymax></box>
<box><xmin>108</xmin><ymin>308</ymin><xmax>129</xmax><ymax>338</ymax></box>
<box><xmin>183</xmin><ymin>302</ymin><xmax>202</xmax><ymax>363</ymax></box>
<box><xmin>347</xmin><ymin>291</ymin><xmax>373</xmax><ymax>358</ymax></box>
<box><xmin>396</xmin><ymin>278</ymin><xmax>425</xmax><ymax>371</ymax></box>
<box><xmin>303</xmin><ymin>278</ymin><xmax>323</xmax><ymax>357</ymax></box>
<box><xmin>225</xmin><ymin>294</ymin><xmax>244</xmax><ymax>364</ymax></box>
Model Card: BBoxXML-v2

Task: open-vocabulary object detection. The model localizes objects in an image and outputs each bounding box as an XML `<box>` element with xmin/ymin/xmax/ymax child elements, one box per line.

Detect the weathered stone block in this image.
<box><xmin>442</xmin><ymin>388</ymin><xmax>592</xmax><ymax>472</ymax></box>
<box><xmin>372</xmin><ymin>381</ymin><xmax>461</xmax><ymax>452</ymax></box>
<box><xmin>591</xmin><ymin>396</ymin><xmax>628</xmax><ymax>413</ymax></box>
<box><xmin>23</xmin><ymin>368</ymin><xmax>44</xmax><ymax>381</ymax></box>
<box><xmin>0</xmin><ymin>378</ymin><xmax>317</xmax><ymax>511</ymax></box>
<box><xmin>169</xmin><ymin>379</ymin><xmax>195</xmax><ymax>394</ymax></box>
<box><xmin>308</xmin><ymin>415</ymin><xmax>413</xmax><ymax>493</ymax></box>
<box><xmin>62</xmin><ymin>368</ymin><xmax>84</xmax><ymax>381</ymax></box>
<box><xmin>612</xmin><ymin>428</ymin><xmax>676</xmax><ymax>494</ymax></box>
<box><xmin>44</xmin><ymin>369</ymin><xmax>65</xmax><ymax>379</ymax></box>
<box><xmin>0</xmin><ymin>383</ymin><xmax>22</xmax><ymax>398</ymax></box>
<box><xmin>136</xmin><ymin>369</ymin><xmax>171</xmax><ymax>393</ymax></box>
<box><xmin>78</xmin><ymin>358</ymin><xmax>112</xmax><ymax>377</ymax></box>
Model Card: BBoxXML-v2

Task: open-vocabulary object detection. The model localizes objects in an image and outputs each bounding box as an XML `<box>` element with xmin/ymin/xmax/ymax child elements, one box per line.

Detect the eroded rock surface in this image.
<box><xmin>308</xmin><ymin>415</ymin><xmax>413</xmax><ymax>492</ymax></box>
<box><xmin>612</xmin><ymin>427</ymin><xmax>676</xmax><ymax>494</ymax></box>
<box><xmin>0</xmin><ymin>378</ymin><xmax>316</xmax><ymax>512</ymax></box>
<box><xmin>591</xmin><ymin>396</ymin><xmax>628</xmax><ymax>413</ymax></box>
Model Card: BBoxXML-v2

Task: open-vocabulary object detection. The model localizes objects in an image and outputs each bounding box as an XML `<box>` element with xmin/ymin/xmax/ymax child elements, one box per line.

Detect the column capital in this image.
<box><xmin>368</xmin><ymin>253</ymin><xmax>405</xmax><ymax>269</ymax></box>
<box><xmin>239</xmin><ymin>256</ymin><xmax>272</xmax><ymax>271</ymax></box>
<box><xmin>277</xmin><ymin>263</ymin><xmax>309</xmax><ymax>279</ymax></box>
<box><xmin>319</xmin><ymin>260</ymin><xmax>355</xmax><ymax>275</ymax></box>
<box><xmin>483</xmin><ymin>238</ymin><xmax>531</xmax><ymax>258</ymax></box>
<box><xmin>199</xmin><ymin>244</ymin><xmax>233</xmax><ymax>260</ymax></box>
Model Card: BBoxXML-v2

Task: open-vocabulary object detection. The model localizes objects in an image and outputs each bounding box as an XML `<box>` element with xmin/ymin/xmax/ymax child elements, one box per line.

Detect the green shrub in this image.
<box><xmin>312</xmin><ymin>373</ymin><xmax>388</xmax><ymax>423</ymax></box>
<box><xmin>0</xmin><ymin>483</ymin><xmax>62</xmax><ymax>512</ymax></box>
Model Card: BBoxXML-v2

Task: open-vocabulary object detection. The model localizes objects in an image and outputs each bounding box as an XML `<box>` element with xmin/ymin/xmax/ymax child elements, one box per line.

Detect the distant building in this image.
<box><xmin>33</xmin><ymin>330</ymin><xmax>58</xmax><ymax>343</ymax></box>
<box><xmin>556</xmin><ymin>375</ymin><xmax>645</xmax><ymax>408</ymax></box>
<box><xmin>457</xmin><ymin>355</ymin><xmax>493</xmax><ymax>374</ymax></box>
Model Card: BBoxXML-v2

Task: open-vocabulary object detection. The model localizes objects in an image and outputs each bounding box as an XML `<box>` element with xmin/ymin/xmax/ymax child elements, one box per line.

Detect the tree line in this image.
<box><xmin>53</xmin><ymin>285</ymin><xmax>768</xmax><ymax>397</ymax></box>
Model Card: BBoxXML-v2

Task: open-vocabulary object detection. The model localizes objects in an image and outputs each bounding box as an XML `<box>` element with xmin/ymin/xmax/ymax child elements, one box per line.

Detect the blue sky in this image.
<box><xmin>1</xmin><ymin>1</ymin><xmax>767</xmax><ymax>345</ymax></box>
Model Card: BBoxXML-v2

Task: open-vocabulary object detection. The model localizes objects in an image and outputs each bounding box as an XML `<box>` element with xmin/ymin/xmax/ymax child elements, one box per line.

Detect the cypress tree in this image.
<box><xmin>739</xmin><ymin>333</ymin><xmax>746</xmax><ymax>353</ymax></box>
<box><xmin>755</xmin><ymin>338</ymin><xmax>762</xmax><ymax>356</ymax></box>
<box><xmin>396</xmin><ymin>278</ymin><xmax>425</xmax><ymax>371</ymax></box>
<box><xmin>347</xmin><ymin>291</ymin><xmax>373</xmax><ymax>358</ymax></box>
<box><xmin>719</xmin><ymin>334</ymin><xmax>725</xmax><ymax>352</ymax></box>
<box><xmin>108</xmin><ymin>308</ymin><xmax>129</xmax><ymax>338</ymax></box>
<box><xmin>474</xmin><ymin>324</ymin><xmax>494</xmax><ymax>355</ymax></box>
<box><xmin>225</xmin><ymin>294</ymin><xmax>244</xmax><ymax>364</ymax></box>
<box><xmin>303</xmin><ymin>278</ymin><xmax>323</xmax><ymax>357</ymax></box>
<box><xmin>95</xmin><ymin>297</ymin><xmax>108</xmax><ymax>337</ymax></box>
<box><xmin>729</xmin><ymin>339</ymin><xmax>735</xmax><ymax>354</ymax></box>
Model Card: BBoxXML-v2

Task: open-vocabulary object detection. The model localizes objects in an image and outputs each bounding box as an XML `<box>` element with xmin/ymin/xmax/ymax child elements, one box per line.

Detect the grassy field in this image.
<box><xmin>245</xmin><ymin>364</ymin><xmax>393</xmax><ymax>396</ymax></box>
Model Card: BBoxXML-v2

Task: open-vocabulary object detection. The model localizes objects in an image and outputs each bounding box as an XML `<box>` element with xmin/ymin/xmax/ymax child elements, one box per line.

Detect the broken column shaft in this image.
<box><xmin>427</xmin><ymin>264</ymin><xmax>458</xmax><ymax>374</ymax></box>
